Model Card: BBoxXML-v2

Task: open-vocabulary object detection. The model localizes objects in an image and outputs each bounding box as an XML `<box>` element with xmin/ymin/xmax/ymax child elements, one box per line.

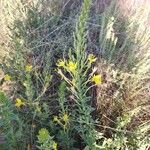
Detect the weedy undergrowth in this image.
<box><xmin>0</xmin><ymin>0</ymin><xmax>150</xmax><ymax>150</ymax></box>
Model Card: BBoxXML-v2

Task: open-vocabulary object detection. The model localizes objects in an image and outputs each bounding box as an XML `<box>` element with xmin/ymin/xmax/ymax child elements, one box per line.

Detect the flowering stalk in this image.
<box><xmin>56</xmin><ymin>0</ymin><xmax>99</xmax><ymax>149</ymax></box>
<box><xmin>71</xmin><ymin>0</ymin><xmax>98</xmax><ymax>148</ymax></box>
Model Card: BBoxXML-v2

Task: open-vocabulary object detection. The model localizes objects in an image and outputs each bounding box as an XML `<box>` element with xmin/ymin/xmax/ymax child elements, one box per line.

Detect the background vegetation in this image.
<box><xmin>0</xmin><ymin>0</ymin><xmax>150</xmax><ymax>149</ymax></box>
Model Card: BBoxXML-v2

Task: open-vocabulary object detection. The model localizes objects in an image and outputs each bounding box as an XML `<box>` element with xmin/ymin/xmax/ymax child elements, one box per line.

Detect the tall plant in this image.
<box><xmin>56</xmin><ymin>0</ymin><xmax>102</xmax><ymax>149</ymax></box>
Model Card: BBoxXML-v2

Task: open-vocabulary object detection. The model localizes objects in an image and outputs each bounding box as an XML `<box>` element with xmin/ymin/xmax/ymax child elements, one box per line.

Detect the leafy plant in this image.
<box><xmin>37</xmin><ymin>128</ymin><xmax>56</xmax><ymax>150</ymax></box>
<box><xmin>0</xmin><ymin>91</ymin><xmax>23</xmax><ymax>150</ymax></box>
<box><xmin>0</xmin><ymin>0</ymin><xmax>149</xmax><ymax>149</ymax></box>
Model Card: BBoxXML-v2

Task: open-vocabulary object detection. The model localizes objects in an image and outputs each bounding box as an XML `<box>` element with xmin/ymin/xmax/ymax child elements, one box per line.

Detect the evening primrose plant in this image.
<box><xmin>56</xmin><ymin>0</ymin><xmax>102</xmax><ymax>149</ymax></box>
<box><xmin>50</xmin><ymin>81</ymin><xmax>74</xmax><ymax>150</ymax></box>
<box><xmin>1</xmin><ymin>41</ymin><xmax>53</xmax><ymax>148</ymax></box>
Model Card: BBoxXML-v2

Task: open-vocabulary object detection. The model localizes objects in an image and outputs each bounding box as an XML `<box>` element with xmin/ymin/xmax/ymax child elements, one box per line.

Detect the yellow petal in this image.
<box><xmin>63</xmin><ymin>113</ymin><xmax>69</xmax><ymax>123</ymax></box>
<box><xmin>56</xmin><ymin>59</ymin><xmax>65</xmax><ymax>67</ymax></box>
<box><xmin>91</xmin><ymin>75</ymin><xmax>102</xmax><ymax>85</ymax></box>
<box><xmin>67</xmin><ymin>61</ymin><xmax>77</xmax><ymax>73</ymax></box>
<box><xmin>4</xmin><ymin>74</ymin><xmax>11</xmax><ymax>81</ymax></box>
<box><xmin>88</xmin><ymin>54</ymin><xmax>97</xmax><ymax>64</ymax></box>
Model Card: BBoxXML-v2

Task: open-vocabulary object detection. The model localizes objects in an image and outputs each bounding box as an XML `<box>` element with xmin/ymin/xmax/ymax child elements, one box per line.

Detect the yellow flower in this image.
<box><xmin>4</xmin><ymin>74</ymin><xmax>11</xmax><ymax>81</ymax></box>
<box><xmin>67</xmin><ymin>61</ymin><xmax>77</xmax><ymax>73</ymax></box>
<box><xmin>91</xmin><ymin>74</ymin><xmax>102</xmax><ymax>85</ymax></box>
<box><xmin>88</xmin><ymin>54</ymin><xmax>97</xmax><ymax>64</ymax></box>
<box><xmin>52</xmin><ymin>141</ymin><xmax>57</xmax><ymax>150</ymax></box>
<box><xmin>56</xmin><ymin>59</ymin><xmax>65</xmax><ymax>67</ymax></box>
<box><xmin>15</xmin><ymin>98</ymin><xmax>25</xmax><ymax>108</ymax></box>
<box><xmin>63</xmin><ymin>113</ymin><xmax>69</xmax><ymax>123</ymax></box>
<box><xmin>25</xmin><ymin>65</ymin><xmax>32</xmax><ymax>72</ymax></box>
